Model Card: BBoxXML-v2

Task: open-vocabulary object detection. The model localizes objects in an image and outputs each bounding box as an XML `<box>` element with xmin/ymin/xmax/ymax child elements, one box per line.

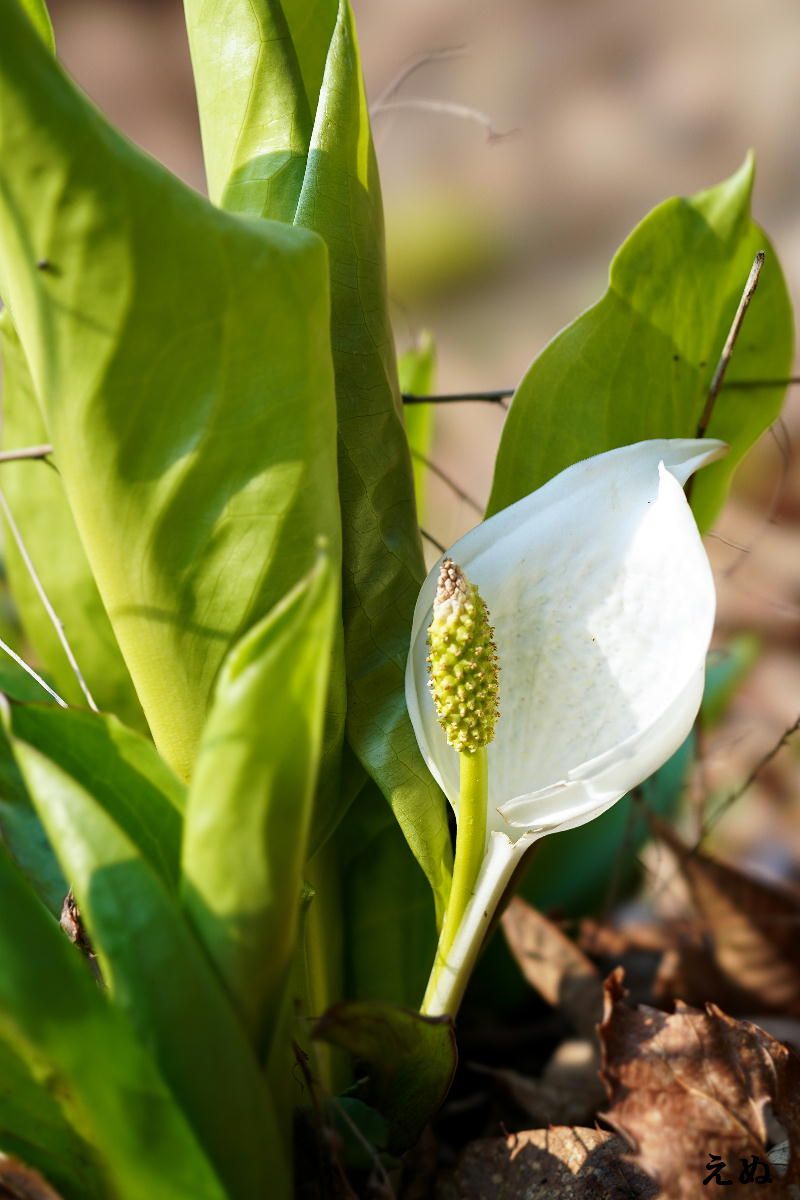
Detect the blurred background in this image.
<box><xmin>46</xmin><ymin>0</ymin><xmax>800</xmax><ymax>884</ymax></box>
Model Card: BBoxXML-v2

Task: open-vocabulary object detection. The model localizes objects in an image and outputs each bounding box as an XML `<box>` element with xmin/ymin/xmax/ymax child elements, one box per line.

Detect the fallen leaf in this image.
<box><xmin>437</xmin><ymin>1126</ymin><xmax>658</xmax><ymax>1199</ymax></box>
<box><xmin>651</xmin><ymin>815</ymin><xmax>800</xmax><ymax>1016</ymax></box>
<box><xmin>502</xmin><ymin>897</ymin><xmax>603</xmax><ymax>1037</ymax></box>
<box><xmin>599</xmin><ymin>968</ymin><xmax>800</xmax><ymax>1199</ymax></box>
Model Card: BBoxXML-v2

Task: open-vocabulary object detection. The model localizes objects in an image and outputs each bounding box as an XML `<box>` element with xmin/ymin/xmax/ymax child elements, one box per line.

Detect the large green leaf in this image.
<box><xmin>184</xmin><ymin>0</ymin><xmax>453</xmax><ymax>919</ymax></box>
<box><xmin>0</xmin><ymin>314</ymin><xmax>145</xmax><ymax>730</ymax></box>
<box><xmin>7</xmin><ymin>703</ymin><xmax>184</xmax><ymax>887</ymax></box>
<box><xmin>488</xmin><ymin>156</ymin><xmax>795</xmax><ymax>530</ymax></box>
<box><xmin>0</xmin><ymin>846</ymin><xmax>227</xmax><ymax>1200</ymax></box>
<box><xmin>0</xmin><ymin>0</ymin><xmax>340</xmax><ymax>781</ymax></box>
<box><xmin>181</xmin><ymin>552</ymin><xmax>337</xmax><ymax>1052</ymax></box>
<box><xmin>293</xmin><ymin>0</ymin><xmax>452</xmax><ymax>917</ymax></box>
<box><xmin>12</xmin><ymin>739</ymin><xmax>289</xmax><ymax>1200</ymax></box>
<box><xmin>338</xmin><ymin>783</ymin><xmax>438</xmax><ymax>1010</ymax></box>
<box><xmin>314</xmin><ymin>1000</ymin><xmax>456</xmax><ymax>1153</ymax></box>
<box><xmin>0</xmin><ymin>1033</ymin><xmax>105</xmax><ymax>1200</ymax></box>
<box><xmin>0</xmin><ymin>717</ymin><xmax>64</xmax><ymax>913</ymax></box>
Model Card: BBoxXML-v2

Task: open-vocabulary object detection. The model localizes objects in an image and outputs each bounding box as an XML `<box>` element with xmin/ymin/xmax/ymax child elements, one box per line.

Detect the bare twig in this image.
<box><xmin>402</xmin><ymin>376</ymin><xmax>800</xmax><ymax>408</ymax></box>
<box><xmin>0</xmin><ymin>488</ymin><xmax>98</xmax><ymax>711</ymax></box>
<box><xmin>420</xmin><ymin>527</ymin><xmax>446</xmax><ymax>554</ymax></box>
<box><xmin>696</xmin><ymin>713</ymin><xmax>800</xmax><ymax>846</ymax></box>
<box><xmin>403</xmin><ymin>389</ymin><xmax>513</xmax><ymax>406</ymax></box>
<box><xmin>0</xmin><ymin>634</ymin><xmax>67</xmax><ymax>706</ymax></box>
<box><xmin>0</xmin><ymin>443</ymin><xmax>53</xmax><ymax>463</ymax></box>
<box><xmin>372</xmin><ymin>46</ymin><xmax>467</xmax><ymax>109</ymax></box>
<box><xmin>696</xmin><ymin>252</ymin><xmax>765</xmax><ymax>439</ymax></box>
<box><xmin>411</xmin><ymin>450</ymin><xmax>482</xmax><ymax>514</ymax></box>
<box><xmin>371</xmin><ymin>98</ymin><xmax>518</xmax><ymax>143</ymax></box>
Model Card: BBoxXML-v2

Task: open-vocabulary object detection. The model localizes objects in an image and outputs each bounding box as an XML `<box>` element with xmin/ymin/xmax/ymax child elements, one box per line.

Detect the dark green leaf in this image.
<box><xmin>0</xmin><ymin>845</ymin><xmax>227</xmax><ymax>1200</ymax></box>
<box><xmin>314</xmin><ymin>1000</ymin><xmax>456</xmax><ymax>1153</ymax></box>
<box><xmin>0</xmin><ymin>714</ymin><xmax>64</xmax><ymax>913</ymax></box>
<box><xmin>181</xmin><ymin>552</ymin><xmax>338</xmax><ymax>1051</ymax></box>
<box><xmin>339</xmin><ymin>785</ymin><xmax>438</xmax><ymax>1011</ymax></box>
<box><xmin>0</xmin><ymin>0</ymin><xmax>340</xmax><ymax>781</ymax></box>
<box><xmin>6</xmin><ymin>703</ymin><xmax>183</xmax><ymax>888</ymax></box>
<box><xmin>488</xmin><ymin>156</ymin><xmax>795</xmax><ymax>531</ymax></box>
<box><xmin>0</xmin><ymin>1034</ymin><xmax>105</xmax><ymax>1200</ymax></box>
<box><xmin>13</xmin><ymin>740</ymin><xmax>289</xmax><ymax>1200</ymax></box>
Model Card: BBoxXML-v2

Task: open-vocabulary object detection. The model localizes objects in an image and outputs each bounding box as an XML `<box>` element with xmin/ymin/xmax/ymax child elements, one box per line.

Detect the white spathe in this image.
<box><xmin>406</xmin><ymin>439</ymin><xmax>726</xmax><ymax>1015</ymax></box>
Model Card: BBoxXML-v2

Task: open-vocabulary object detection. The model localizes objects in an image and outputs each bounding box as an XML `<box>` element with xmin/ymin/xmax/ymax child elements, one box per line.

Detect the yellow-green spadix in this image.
<box><xmin>406</xmin><ymin>438</ymin><xmax>726</xmax><ymax>1015</ymax></box>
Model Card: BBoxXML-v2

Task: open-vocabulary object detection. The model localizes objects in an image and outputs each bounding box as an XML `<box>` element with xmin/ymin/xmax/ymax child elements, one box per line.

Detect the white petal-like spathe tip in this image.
<box><xmin>406</xmin><ymin>439</ymin><xmax>724</xmax><ymax>838</ymax></box>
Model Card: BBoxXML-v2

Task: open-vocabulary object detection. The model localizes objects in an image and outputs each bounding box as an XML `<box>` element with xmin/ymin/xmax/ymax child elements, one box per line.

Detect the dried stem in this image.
<box><xmin>0</xmin><ymin>443</ymin><xmax>53</xmax><ymax>463</ymax></box>
<box><xmin>696</xmin><ymin>713</ymin><xmax>800</xmax><ymax>846</ymax></box>
<box><xmin>420</xmin><ymin>527</ymin><xmax>446</xmax><ymax>554</ymax></box>
<box><xmin>372</xmin><ymin>46</ymin><xmax>467</xmax><ymax>109</ymax></box>
<box><xmin>371</xmin><ymin>98</ymin><xmax>518</xmax><ymax>143</ymax></box>
<box><xmin>0</xmin><ymin>488</ymin><xmax>98</xmax><ymax>711</ymax></box>
<box><xmin>696</xmin><ymin>252</ymin><xmax>765</xmax><ymax>439</ymax></box>
<box><xmin>0</xmin><ymin>635</ymin><xmax>67</xmax><ymax>707</ymax></box>
<box><xmin>411</xmin><ymin>449</ymin><xmax>483</xmax><ymax>514</ymax></box>
<box><xmin>403</xmin><ymin>389</ymin><xmax>512</xmax><ymax>406</ymax></box>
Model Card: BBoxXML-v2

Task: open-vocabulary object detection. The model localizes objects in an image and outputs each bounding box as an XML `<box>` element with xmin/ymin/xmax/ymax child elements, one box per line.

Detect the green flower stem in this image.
<box><xmin>421</xmin><ymin>746</ymin><xmax>488</xmax><ymax>1016</ymax></box>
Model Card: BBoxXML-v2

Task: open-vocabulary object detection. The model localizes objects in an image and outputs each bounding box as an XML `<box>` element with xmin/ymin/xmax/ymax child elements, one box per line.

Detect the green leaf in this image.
<box><xmin>338</xmin><ymin>783</ymin><xmax>437</xmax><ymax>1010</ymax></box>
<box><xmin>0</xmin><ymin>1033</ymin><xmax>105</xmax><ymax>1200</ymax></box>
<box><xmin>184</xmin><ymin>0</ymin><xmax>453</xmax><ymax>919</ymax></box>
<box><xmin>17</xmin><ymin>0</ymin><xmax>53</xmax><ymax>50</ymax></box>
<box><xmin>181</xmin><ymin>552</ymin><xmax>338</xmax><ymax>1051</ymax></box>
<box><xmin>0</xmin><ymin>0</ymin><xmax>340</xmax><ymax>781</ymax></box>
<box><xmin>487</xmin><ymin>156</ymin><xmax>795</xmax><ymax>531</ymax></box>
<box><xmin>294</xmin><ymin>0</ymin><xmax>452</xmax><ymax>917</ymax></box>
<box><xmin>183</xmin><ymin>0</ymin><xmax>315</xmax><ymax>218</ymax></box>
<box><xmin>6</xmin><ymin>703</ymin><xmax>183</xmax><ymax>888</ymax></box>
<box><xmin>12</xmin><ymin>739</ymin><xmax>289</xmax><ymax>1200</ymax></box>
<box><xmin>398</xmin><ymin>332</ymin><xmax>437</xmax><ymax>523</ymax></box>
<box><xmin>314</xmin><ymin>1000</ymin><xmax>456</xmax><ymax>1153</ymax></box>
<box><xmin>0</xmin><ymin>718</ymin><xmax>64</xmax><ymax>913</ymax></box>
<box><xmin>0</xmin><ymin>845</ymin><xmax>227</xmax><ymax>1200</ymax></box>
<box><xmin>0</xmin><ymin>314</ymin><xmax>146</xmax><ymax>731</ymax></box>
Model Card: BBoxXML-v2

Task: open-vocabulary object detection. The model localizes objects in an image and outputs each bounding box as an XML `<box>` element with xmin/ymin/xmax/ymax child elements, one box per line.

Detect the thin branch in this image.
<box><xmin>371</xmin><ymin>98</ymin><xmax>519</xmax><ymax>143</ymax></box>
<box><xmin>0</xmin><ymin>488</ymin><xmax>98</xmax><ymax>711</ymax></box>
<box><xmin>696</xmin><ymin>713</ymin><xmax>800</xmax><ymax>846</ymax></box>
<box><xmin>0</xmin><ymin>443</ymin><xmax>53</xmax><ymax>463</ymax></box>
<box><xmin>420</xmin><ymin>527</ymin><xmax>446</xmax><ymax>553</ymax></box>
<box><xmin>697</xmin><ymin>252</ymin><xmax>765</xmax><ymax>438</ymax></box>
<box><xmin>402</xmin><ymin>376</ymin><xmax>800</xmax><ymax>408</ymax></box>
<box><xmin>411</xmin><ymin>449</ymin><xmax>483</xmax><ymax>514</ymax></box>
<box><xmin>403</xmin><ymin>389</ymin><xmax>513</xmax><ymax>406</ymax></box>
<box><xmin>0</xmin><ymin>635</ymin><xmax>67</xmax><ymax>707</ymax></box>
<box><xmin>372</xmin><ymin>46</ymin><xmax>467</xmax><ymax>109</ymax></box>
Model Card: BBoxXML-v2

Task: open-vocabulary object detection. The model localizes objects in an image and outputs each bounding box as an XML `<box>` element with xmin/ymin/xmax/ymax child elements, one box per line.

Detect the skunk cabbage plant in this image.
<box><xmin>0</xmin><ymin>0</ymin><xmax>794</xmax><ymax>1193</ymax></box>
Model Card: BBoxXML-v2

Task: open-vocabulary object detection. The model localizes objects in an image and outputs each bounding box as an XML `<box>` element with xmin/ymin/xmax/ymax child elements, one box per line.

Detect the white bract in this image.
<box><xmin>406</xmin><ymin>438</ymin><xmax>725</xmax><ymax>1015</ymax></box>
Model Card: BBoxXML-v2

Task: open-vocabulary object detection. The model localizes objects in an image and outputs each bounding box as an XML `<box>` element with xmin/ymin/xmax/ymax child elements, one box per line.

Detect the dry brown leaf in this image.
<box><xmin>502</xmin><ymin>896</ymin><xmax>603</xmax><ymax>1037</ymax></box>
<box><xmin>599</xmin><ymin>968</ymin><xmax>800</xmax><ymax>1199</ymax></box>
<box><xmin>437</xmin><ymin>1126</ymin><xmax>658</xmax><ymax>1199</ymax></box>
<box><xmin>651</xmin><ymin>815</ymin><xmax>800</xmax><ymax>1016</ymax></box>
<box><xmin>0</xmin><ymin>1158</ymin><xmax>63</xmax><ymax>1200</ymax></box>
